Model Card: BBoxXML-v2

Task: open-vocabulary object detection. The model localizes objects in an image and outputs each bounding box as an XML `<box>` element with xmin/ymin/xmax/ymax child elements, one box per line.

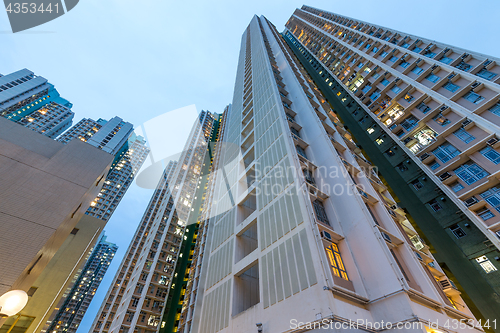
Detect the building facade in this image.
<box><xmin>45</xmin><ymin>233</ymin><xmax>118</xmax><ymax>333</ymax></box>
<box><xmin>170</xmin><ymin>15</ymin><xmax>487</xmax><ymax>333</ymax></box>
<box><xmin>0</xmin><ymin>69</ymin><xmax>74</xmax><ymax>137</ymax></box>
<box><xmin>0</xmin><ymin>116</ymin><xmax>112</xmax><ymax>330</ymax></box>
<box><xmin>89</xmin><ymin>111</ymin><xmax>219</xmax><ymax>333</ymax></box>
<box><xmin>283</xmin><ymin>5</ymin><xmax>500</xmax><ymax>324</ymax></box>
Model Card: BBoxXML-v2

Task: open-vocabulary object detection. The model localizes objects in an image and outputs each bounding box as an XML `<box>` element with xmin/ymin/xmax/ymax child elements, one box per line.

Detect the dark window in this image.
<box><xmin>397</xmin><ymin>163</ymin><xmax>408</xmax><ymax>172</ymax></box>
<box><xmin>411</xmin><ymin>180</ymin><xmax>423</xmax><ymax>190</ymax></box>
<box><xmin>70</xmin><ymin>228</ymin><xmax>79</xmax><ymax>235</ymax></box>
<box><xmin>429</xmin><ymin>199</ymin><xmax>442</xmax><ymax>212</ymax></box>
<box><xmin>450</xmin><ymin>225</ymin><xmax>466</xmax><ymax>238</ymax></box>
<box><xmin>313</xmin><ymin>199</ymin><xmax>330</xmax><ymax>225</ymax></box>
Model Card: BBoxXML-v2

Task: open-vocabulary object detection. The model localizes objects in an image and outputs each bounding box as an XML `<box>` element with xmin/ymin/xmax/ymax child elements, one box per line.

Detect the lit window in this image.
<box><xmin>367</xmin><ymin>128</ymin><xmax>375</xmax><ymax>134</ymax></box>
<box><xmin>325</xmin><ymin>243</ymin><xmax>349</xmax><ymax>280</ymax></box>
<box><xmin>476</xmin><ymin>255</ymin><xmax>498</xmax><ymax>273</ymax></box>
<box><xmin>433</xmin><ymin>113</ymin><xmax>450</xmax><ymax>126</ymax></box>
<box><xmin>376</xmin><ymin>138</ymin><xmax>384</xmax><ymax>145</ymax></box>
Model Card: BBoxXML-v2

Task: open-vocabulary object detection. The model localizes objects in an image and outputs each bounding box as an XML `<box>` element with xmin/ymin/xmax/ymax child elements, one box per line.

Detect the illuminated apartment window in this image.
<box><xmin>433</xmin><ymin>113</ymin><xmax>450</xmax><ymax>126</ymax></box>
<box><xmin>476</xmin><ymin>255</ymin><xmax>498</xmax><ymax>273</ymax></box>
<box><xmin>367</xmin><ymin>128</ymin><xmax>375</xmax><ymax>134</ymax></box>
<box><xmin>325</xmin><ymin>243</ymin><xmax>349</xmax><ymax>280</ymax></box>
<box><xmin>454</xmin><ymin>162</ymin><xmax>489</xmax><ymax>185</ymax></box>
<box><xmin>432</xmin><ymin>143</ymin><xmax>460</xmax><ymax>163</ymax></box>
<box><xmin>463</xmin><ymin>91</ymin><xmax>485</xmax><ymax>104</ymax></box>
<box><xmin>480</xmin><ymin>146</ymin><xmax>500</xmax><ymax>164</ymax></box>
<box><xmin>375</xmin><ymin>138</ymin><xmax>384</xmax><ymax>145</ymax></box>
<box><xmin>453</xmin><ymin>127</ymin><xmax>475</xmax><ymax>143</ymax></box>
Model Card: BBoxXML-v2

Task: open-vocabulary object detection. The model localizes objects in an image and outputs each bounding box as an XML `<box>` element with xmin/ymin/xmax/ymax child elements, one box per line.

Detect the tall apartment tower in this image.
<box><xmin>0</xmin><ymin>69</ymin><xmax>74</xmax><ymax>137</ymax></box>
<box><xmin>283</xmin><ymin>6</ymin><xmax>500</xmax><ymax>323</ymax></box>
<box><xmin>57</xmin><ymin>117</ymin><xmax>149</xmax><ymax>222</ymax></box>
<box><xmin>89</xmin><ymin>111</ymin><xmax>220</xmax><ymax>333</ymax></box>
<box><xmin>174</xmin><ymin>16</ymin><xmax>487</xmax><ymax>333</ymax></box>
<box><xmin>45</xmin><ymin>233</ymin><xmax>118</xmax><ymax>333</ymax></box>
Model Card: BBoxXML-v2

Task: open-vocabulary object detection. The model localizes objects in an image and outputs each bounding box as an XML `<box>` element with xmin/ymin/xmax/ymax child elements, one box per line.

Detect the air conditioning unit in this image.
<box><xmin>487</xmin><ymin>137</ymin><xmax>499</xmax><ymax>146</ymax></box>
<box><xmin>484</xmin><ymin>60</ymin><xmax>492</xmax><ymax>66</ymax></box>
<box><xmin>439</xmin><ymin>106</ymin><xmax>449</xmax><ymax>111</ymax></box>
<box><xmin>415</xmin><ymin>252</ymin><xmax>423</xmax><ymax>261</ymax></box>
<box><xmin>461</xmin><ymin>53</ymin><xmax>469</xmax><ymax>60</ymax></box>
<box><xmin>415</xmin><ymin>59</ymin><xmax>422</xmax><ymax>64</ymax></box>
<box><xmin>381</xmin><ymin>231</ymin><xmax>392</xmax><ymax>243</ymax></box>
<box><xmin>443</xmin><ymin>48</ymin><xmax>451</xmax><ymax>54</ymax></box>
<box><xmin>439</xmin><ymin>172</ymin><xmax>452</xmax><ymax>181</ymax></box>
<box><xmin>462</xmin><ymin>119</ymin><xmax>473</xmax><ymax>127</ymax></box>
<box><xmin>420</xmin><ymin>153</ymin><xmax>430</xmax><ymax>161</ymax></box>
<box><xmin>431</xmin><ymin>65</ymin><xmax>438</xmax><ymax>70</ymax></box>
<box><xmin>464</xmin><ymin>197</ymin><xmax>478</xmax><ymax>207</ymax></box>
<box><xmin>471</xmin><ymin>82</ymin><xmax>481</xmax><ymax>89</ymax></box>
<box><xmin>447</xmin><ymin>74</ymin><xmax>455</xmax><ymax>80</ymax></box>
<box><xmin>388</xmin><ymin>209</ymin><xmax>396</xmax><ymax>217</ymax></box>
<box><xmin>320</xmin><ymin>230</ymin><xmax>333</xmax><ymax>242</ymax></box>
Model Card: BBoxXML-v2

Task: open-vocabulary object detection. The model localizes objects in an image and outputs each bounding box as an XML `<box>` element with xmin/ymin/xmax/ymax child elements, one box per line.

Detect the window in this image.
<box><xmin>489</xmin><ymin>103</ymin><xmax>500</xmax><ymax>116</ymax></box>
<box><xmin>386</xmin><ymin>149</ymin><xmax>395</xmax><ymax>156</ymax></box>
<box><xmin>370</xmin><ymin>90</ymin><xmax>381</xmax><ymax>100</ymax></box>
<box><xmin>375</xmin><ymin>138</ymin><xmax>384</xmax><ymax>145</ymax></box>
<box><xmin>396</xmin><ymin>130</ymin><xmax>405</xmax><ymax>137</ymax></box>
<box><xmin>381</xmin><ymin>51</ymin><xmax>388</xmax><ymax>57</ymax></box>
<box><xmin>413</xmin><ymin>46</ymin><xmax>422</xmax><ymax>53</ymax></box>
<box><xmin>429</xmin><ymin>199</ymin><xmax>442</xmax><ymax>212</ymax></box>
<box><xmin>416</xmin><ymin>102</ymin><xmax>431</xmax><ymax>113</ymax></box>
<box><xmin>367</xmin><ymin>128</ymin><xmax>375</xmax><ymax>134</ymax></box>
<box><xmin>477</xmin><ymin>68</ymin><xmax>497</xmax><ymax>81</ymax></box>
<box><xmin>401</xmin><ymin>115</ymin><xmax>418</xmax><ymax>131</ymax></box>
<box><xmin>424</xmin><ymin>52</ymin><xmax>436</xmax><ymax>58</ymax></box>
<box><xmin>400</xmin><ymin>61</ymin><xmax>410</xmax><ymax>68</ymax></box>
<box><xmin>475</xmin><ymin>256</ymin><xmax>497</xmax><ymax>273</ymax></box>
<box><xmin>433</xmin><ymin>113</ymin><xmax>450</xmax><ymax>126</ymax></box>
<box><xmin>443</xmin><ymin>82</ymin><xmax>460</xmax><ymax>93</ymax></box>
<box><xmin>411</xmin><ymin>66</ymin><xmax>424</xmax><ymax>75</ymax></box>
<box><xmin>397</xmin><ymin>163</ymin><xmax>408</xmax><ymax>172</ymax></box>
<box><xmin>453</xmin><ymin>128</ymin><xmax>475</xmax><ymax>143</ymax></box>
<box><xmin>381</xmin><ymin>79</ymin><xmax>390</xmax><ymax>86</ymax></box>
<box><xmin>430</xmin><ymin>161</ymin><xmax>441</xmax><ymax>170</ymax></box>
<box><xmin>411</xmin><ymin>179</ymin><xmax>423</xmax><ymax>190</ymax></box>
<box><xmin>440</xmin><ymin>56</ymin><xmax>453</xmax><ymax>64</ymax></box>
<box><xmin>426</xmin><ymin>74</ymin><xmax>440</xmax><ymax>83</ymax></box>
<box><xmin>480</xmin><ymin>187</ymin><xmax>500</xmax><ymax>213</ymax></box>
<box><xmin>389</xmin><ymin>56</ymin><xmax>398</xmax><ymax>63</ymax></box>
<box><xmin>463</xmin><ymin>91</ymin><xmax>485</xmax><ymax>104</ymax></box>
<box><xmin>391</xmin><ymin>86</ymin><xmax>402</xmax><ymax>94</ymax></box>
<box><xmin>450</xmin><ymin>181</ymin><xmax>464</xmax><ymax>192</ymax></box>
<box><xmin>433</xmin><ymin>143</ymin><xmax>460</xmax><ymax>163</ymax></box>
<box><xmin>455</xmin><ymin>61</ymin><xmax>471</xmax><ymax>72</ymax></box>
<box><xmin>450</xmin><ymin>225</ymin><xmax>466</xmax><ymax>238</ymax></box>
<box><xmin>404</xmin><ymin>94</ymin><xmax>414</xmax><ymax>103</ymax></box>
<box><xmin>402</xmin><ymin>43</ymin><xmax>410</xmax><ymax>49</ymax></box>
<box><xmin>454</xmin><ymin>162</ymin><xmax>489</xmax><ymax>185</ymax></box>
<box><xmin>313</xmin><ymin>199</ymin><xmax>330</xmax><ymax>225</ymax></box>
<box><xmin>362</xmin><ymin>85</ymin><xmax>372</xmax><ymax>93</ymax></box>
<box><xmin>481</xmin><ymin>146</ymin><xmax>500</xmax><ymax>164</ymax></box>
<box><xmin>373</xmin><ymin>46</ymin><xmax>379</xmax><ymax>53</ymax></box>
<box><xmin>296</xmin><ymin>145</ymin><xmax>307</xmax><ymax>159</ymax></box>
<box><xmin>325</xmin><ymin>243</ymin><xmax>349</xmax><ymax>280</ymax></box>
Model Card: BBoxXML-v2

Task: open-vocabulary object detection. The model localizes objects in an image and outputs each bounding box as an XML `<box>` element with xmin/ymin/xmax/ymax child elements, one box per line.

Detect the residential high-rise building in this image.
<box><xmin>58</xmin><ymin>117</ymin><xmax>149</xmax><ymax>222</ymax></box>
<box><xmin>44</xmin><ymin>233</ymin><xmax>118</xmax><ymax>333</ymax></box>
<box><xmin>89</xmin><ymin>111</ymin><xmax>220</xmax><ymax>333</ymax></box>
<box><xmin>0</xmin><ymin>117</ymin><xmax>112</xmax><ymax>330</ymax></box>
<box><xmin>0</xmin><ymin>69</ymin><xmax>74</xmax><ymax>137</ymax></box>
<box><xmin>283</xmin><ymin>5</ymin><xmax>500</xmax><ymax>323</ymax></box>
<box><xmin>169</xmin><ymin>15</ymin><xmax>485</xmax><ymax>333</ymax></box>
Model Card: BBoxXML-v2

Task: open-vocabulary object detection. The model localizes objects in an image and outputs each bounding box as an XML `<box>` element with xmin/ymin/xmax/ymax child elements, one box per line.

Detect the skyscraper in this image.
<box><xmin>0</xmin><ymin>69</ymin><xmax>74</xmax><ymax>137</ymax></box>
<box><xmin>45</xmin><ymin>233</ymin><xmax>118</xmax><ymax>333</ymax></box>
<box><xmin>0</xmin><ymin>116</ymin><xmax>112</xmax><ymax>330</ymax></box>
<box><xmin>171</xmin><ymin>15</ymin><xmax>484</xmax><ymax>333</ymax></box>
<box><xmin>283</xmin><ymin>5</ymin><xmax>500</xmax><ymax>323</ymax></box>
<box><xmin>89</xmin><ymin>111</ymin><xmax>220</xmax><ymax>333</ymax></box>
<box><xmin>58</xmin><ymin>117</ymin><xmax>149</xmax><ymax>222</ymax></box>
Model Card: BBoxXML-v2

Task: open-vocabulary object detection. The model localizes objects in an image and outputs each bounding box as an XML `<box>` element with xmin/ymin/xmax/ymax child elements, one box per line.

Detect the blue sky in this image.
<box><xmin>1</xmin><ymin>0</ymin><xmax>499</xmax><ymax>331</ymax></box>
